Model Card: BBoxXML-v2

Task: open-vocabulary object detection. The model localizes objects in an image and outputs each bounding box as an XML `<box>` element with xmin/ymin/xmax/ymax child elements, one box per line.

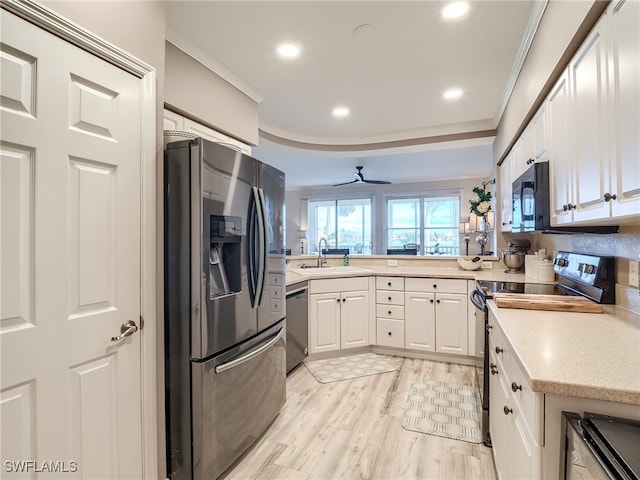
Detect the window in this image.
<box><xmin>308</xmin><ymin>198</ymin><xmax>371</xmax><ymax>254</ymax></box>
<box><xmin>386</xmin><ymin>194</ymin><xmax>460</xmax><ymax>255</ymax></box>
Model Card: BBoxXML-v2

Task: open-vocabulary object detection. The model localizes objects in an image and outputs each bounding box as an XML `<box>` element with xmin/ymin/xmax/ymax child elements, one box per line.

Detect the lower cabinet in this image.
<box><xmin>308</xmin><ymin>277</ymin><xmax>370</xmax><ymax>354</ymax></box>
<box><xmin>488</xmin><ymin>310</ymin><xmax>542</xmax><ymax>479</ymax></box>
<box><xmin>404</xmin><ymin>278</ymin><xmax>468</xmax><ymax>355</ymax></box>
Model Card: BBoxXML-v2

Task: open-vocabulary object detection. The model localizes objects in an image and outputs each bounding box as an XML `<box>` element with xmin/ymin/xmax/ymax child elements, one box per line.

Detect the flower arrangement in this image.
<box><xmin>469</xmin><ymin>185</ymin><xmax>492</xmax><ymax>217</ymax></box>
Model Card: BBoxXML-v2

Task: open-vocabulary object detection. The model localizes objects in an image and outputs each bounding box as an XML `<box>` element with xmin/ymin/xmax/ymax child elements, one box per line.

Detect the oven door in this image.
<box><xmin>470</xmin><ymin>287</ymin><xmax>491</xmax><ymax>447</ymax></box>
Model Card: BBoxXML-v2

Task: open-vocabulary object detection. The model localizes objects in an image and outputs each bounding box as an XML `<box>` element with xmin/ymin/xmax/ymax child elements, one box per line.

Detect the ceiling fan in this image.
<box><xmin>333</xmin><ymin>166</ymin><xmax>392</xmax><ymax>186</ymax></box>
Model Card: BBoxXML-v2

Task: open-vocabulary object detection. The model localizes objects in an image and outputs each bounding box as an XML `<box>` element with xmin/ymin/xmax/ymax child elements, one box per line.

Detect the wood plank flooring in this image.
<box><xmin>221</xmin><ymin>356</ymin><xmax>497</xmax><ymax>480</ymax></box>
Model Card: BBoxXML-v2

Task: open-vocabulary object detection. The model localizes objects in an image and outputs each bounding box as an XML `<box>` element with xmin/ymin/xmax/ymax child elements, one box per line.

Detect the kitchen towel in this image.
<box><xmin>401</xmin><ymin>380</ymin><xmax>482</xmax><ymax>444</ymax></box>
<box><xmin>304</xmin><ymin>352</ymin><xmax>398</xmax><ymax>383</ymax></box>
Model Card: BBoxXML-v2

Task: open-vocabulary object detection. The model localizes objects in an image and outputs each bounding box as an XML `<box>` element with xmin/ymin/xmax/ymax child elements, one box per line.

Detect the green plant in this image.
<box><xmin>469</xmin><ymin>186</ymin><xmax>492</xmax><ymax>217</ymax></box>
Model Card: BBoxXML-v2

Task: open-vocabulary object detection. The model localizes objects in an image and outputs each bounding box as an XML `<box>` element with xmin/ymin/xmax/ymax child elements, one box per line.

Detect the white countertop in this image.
<box><xmin>488</xmin><ymin>300</ymin><xmax>640</xmax><ymax>406</ymax></box>
<box><xmin>285</xmin><ymin>264</ymin><xmax>539</xmax><ymax>286</ymax></box>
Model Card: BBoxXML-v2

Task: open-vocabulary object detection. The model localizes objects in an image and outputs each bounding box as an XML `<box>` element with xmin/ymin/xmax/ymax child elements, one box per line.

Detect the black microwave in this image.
<box><xmin>511</xmin><ymin>162</ymin><xmax>618</xmax><ymax>234</ymax></box>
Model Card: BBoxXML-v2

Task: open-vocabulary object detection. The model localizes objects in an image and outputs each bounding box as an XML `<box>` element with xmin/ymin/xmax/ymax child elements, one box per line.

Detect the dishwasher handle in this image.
<box><xmin>286</xmin><ymin>287</ymin><xmax>308</xmax><ymax>298</ymax></box>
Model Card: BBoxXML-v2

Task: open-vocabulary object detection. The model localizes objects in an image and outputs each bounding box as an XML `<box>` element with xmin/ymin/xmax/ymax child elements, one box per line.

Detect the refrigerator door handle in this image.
<box><xmin>248</xmin><ymin>187</ymin><xmax>260</xmax><ymax>307</ymax></box>
<box><xmin>214</xmin><ymin>327</ymin><xmax>284</xmax><ymax>374</ymax></box>
<box><xmin>256</xmin><ymin>187</ymin><xmax>268</xmax><ymax>306</ymax></box>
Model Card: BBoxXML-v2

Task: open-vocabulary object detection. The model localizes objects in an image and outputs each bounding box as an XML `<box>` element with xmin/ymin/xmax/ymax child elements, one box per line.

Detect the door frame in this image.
<box><xmin>1</xmin><ymin>1</ymin><xmax>158</xmax><ymax>477</ymax></box>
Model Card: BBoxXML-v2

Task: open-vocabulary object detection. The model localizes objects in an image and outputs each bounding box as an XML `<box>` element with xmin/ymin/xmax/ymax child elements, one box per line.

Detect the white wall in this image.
<box><xmin>286</xmin><ymin>176</ymin><xmax>494</xmax><ymax>256</ymax></box>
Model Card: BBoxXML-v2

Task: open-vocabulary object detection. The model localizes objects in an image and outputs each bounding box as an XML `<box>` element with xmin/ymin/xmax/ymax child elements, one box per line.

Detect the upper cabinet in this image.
<box><xmin>163</xmin><ymin>109</ymin><xmax>252</xmax><ymax>155</ymax></box>
<box><xmin>502</xmin><ymin>0</ymin><xmax>639</xmax><ymax>228</ymax></box>
<box><xmin>499</xmin><ymin>151</ymin><xmax>513</xmax><ymax>232</ymax></box>
<box><xmin>607</xmin><ymin>0</ymin><xmax>640</xmax><ymax>219</ymax></box>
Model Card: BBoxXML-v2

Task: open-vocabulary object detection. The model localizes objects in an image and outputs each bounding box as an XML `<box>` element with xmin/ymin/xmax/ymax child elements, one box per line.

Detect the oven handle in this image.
<box><xmin>214</xmin><ymin>328</ymin><xmax>284</xmax><ymax>374</ymax></box>
<box><xmin>469</xmin><ymin>289</ymin><xmax>487</xmax><ymax>310</ymax></box>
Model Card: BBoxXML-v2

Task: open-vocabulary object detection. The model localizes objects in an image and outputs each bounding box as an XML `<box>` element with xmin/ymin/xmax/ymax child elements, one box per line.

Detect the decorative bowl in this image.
<box><xmin>458</xmin><ymin>257</ymin><xmax>483</xmax><ymax>271</ymax></box>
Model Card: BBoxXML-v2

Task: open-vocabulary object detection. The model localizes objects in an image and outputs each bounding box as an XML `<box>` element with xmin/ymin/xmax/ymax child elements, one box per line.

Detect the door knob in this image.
<box><xmin>111</xmin><ymin>320</ymin><xmax>139</xmax><ymax>342</ymax></box>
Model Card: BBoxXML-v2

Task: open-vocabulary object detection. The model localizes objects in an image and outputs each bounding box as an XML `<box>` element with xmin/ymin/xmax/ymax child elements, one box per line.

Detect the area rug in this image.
<box><xmin>304</xmin><ymin>352</ymin><xmax>398</xmax><ymax>384</ymax></box>
<box><xmin>401</xmin><ymin>380</ymin><xmax>483</xmax><ymax>444</ymax></box>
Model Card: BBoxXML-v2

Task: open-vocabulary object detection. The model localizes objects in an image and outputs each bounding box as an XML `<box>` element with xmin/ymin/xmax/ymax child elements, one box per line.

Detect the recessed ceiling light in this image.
<box><xmin>276</xmin><ymin>43</ymin><xmax>301</xmax><ymax>59</ymax></box>
<box><xmin>332</xmin><ymin>106</ymin><xmax>350</xmax><ymax>118</ymax></box>
<box><xmin>441</xmin><ymin>2</ymin><xmax>470</xmax><ymax>20</ymax></box>
<box><xmin>443</xmin><ymin>88</ymin><xmax>464</xmax><ymax>100</ymax></box>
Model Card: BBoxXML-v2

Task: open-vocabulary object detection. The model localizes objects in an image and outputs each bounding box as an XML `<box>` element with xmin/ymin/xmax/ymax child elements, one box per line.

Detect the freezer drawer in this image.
<box><xmin>191</xmin><ymin>321</ymin><xmax>286</xmax><ymax>480</ymax></box>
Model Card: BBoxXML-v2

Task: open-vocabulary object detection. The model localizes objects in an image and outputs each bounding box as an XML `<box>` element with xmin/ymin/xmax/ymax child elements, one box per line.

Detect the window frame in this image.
<box><xmin>306</xmin><ymin>193</ymin><xmax>375</xmax><ymax>255</ymax></box>
<box><xmin>384</xmin><ymin>190</ymin><xmax>462</xmax><ymax>255</ymax></box>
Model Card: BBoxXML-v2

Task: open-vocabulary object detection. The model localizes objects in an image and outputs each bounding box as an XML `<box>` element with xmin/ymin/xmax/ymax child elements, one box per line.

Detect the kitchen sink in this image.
<box><xmin>291</xmin><ymin>266</ymin><xmax>372</xmax><ymax>276</ymax></box>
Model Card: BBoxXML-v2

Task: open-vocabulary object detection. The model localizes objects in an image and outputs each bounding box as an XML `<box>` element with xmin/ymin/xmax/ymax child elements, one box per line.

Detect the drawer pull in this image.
<box><xmin>489</xmin><ymin>362</ymin><xmax>498</xmax><ymax>375</ymax></box>
<box><xmin>486</xmin><ymin>324</ymin><xmax>493</xmax><ymax>332</ymax></box>
<box><xmin>495</xmin><ymin>346</ymin><xmax>504</xmax><ymax>354</ymax></box>
<box><xmin>511</xmin><ymin>382</ymin><xmax>522</xmax><ymax>392</ymax></box>
<box><xmin>433</xmin><ymin>284</ymin><xmax>437</xmax><ymax>289</ymax></box>
<box><xmin>503</xmin><ymin>406</ymin><xmax>513</xmax><ymax>415</ymax></box>
<box><xmin>388</xmin><ymin>296</ymin><xmax>392</xmax><ymax>301</ymax></box>
<box><xmin>388</xmin><ymin>331</ymin><xmax>392</xmax><ymax>336</ymax></box>
<box><xmin>388</xmin><ymin>310</ymin><xmax>392</xmax><ymax>315</ymax></box>
<box><xmin>388</xmin><ymin>282</ymin><xmax>392</xmax><ymax>286</ymax></box>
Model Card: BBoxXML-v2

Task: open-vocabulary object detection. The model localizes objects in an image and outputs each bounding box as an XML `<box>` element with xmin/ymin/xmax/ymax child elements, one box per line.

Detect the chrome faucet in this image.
<box><xmin>317</xmin><ymin>237</ymin><xmax>328</xmax><ymax>268</ymax></box>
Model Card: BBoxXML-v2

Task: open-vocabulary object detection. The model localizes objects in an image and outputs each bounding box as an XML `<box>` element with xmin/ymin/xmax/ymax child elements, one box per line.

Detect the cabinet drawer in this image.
<box><xmin>376</xmin><ymin>304</ymin><xmax>404</xmax><ymax>319</ymax></box>
<box><xmin>488</xmin><ymin>321</ymin><xmax>510</xmax><ymax>365</ymax></box>
<box><xmin>376</xmin><ymin>290</ymin><xmax>404</xmax><ymax>305</ymax></box>
<box><xmin>310</xmin><ymin>276</ymin><xmax>369</xmax><ymax>294</ymax></box>
<box><xmin>377</xmin><ymin>318</ymin><xmax>405</xmax><ymax>348</ymax></box>
<box><xmin>510</xmin><ymin>358</ymin><xmax>544</xmax><ymax>444</ymax></box>
<box><xmin>376</xmin><ymin>276</ymin><xmax>404</xmax><ymax>291</ymax></box>
<box><xmin>405</xmin><ymin>277</ymin><xmax>467</xmax><ymax>294</ymax></box>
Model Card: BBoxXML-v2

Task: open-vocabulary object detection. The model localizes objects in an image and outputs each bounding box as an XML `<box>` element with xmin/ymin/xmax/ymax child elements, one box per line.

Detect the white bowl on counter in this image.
<box><xmin>457</xmin><ymin>257</ymin><xmax>483</xmax><ymax>271</ymax></box>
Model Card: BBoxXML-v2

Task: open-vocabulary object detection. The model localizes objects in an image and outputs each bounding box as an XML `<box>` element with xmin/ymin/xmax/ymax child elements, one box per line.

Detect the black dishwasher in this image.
<box><xmin>285</xmin><ymin>281</ymin><xmax>308</xmax><ymax>373</ymax></box>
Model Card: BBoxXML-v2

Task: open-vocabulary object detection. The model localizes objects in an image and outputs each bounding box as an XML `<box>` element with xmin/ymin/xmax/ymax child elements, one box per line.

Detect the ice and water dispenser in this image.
<box><xmin>208</xmin><ymin>214</ymin><xmax>241</xmax><ymax>299</ymax></box>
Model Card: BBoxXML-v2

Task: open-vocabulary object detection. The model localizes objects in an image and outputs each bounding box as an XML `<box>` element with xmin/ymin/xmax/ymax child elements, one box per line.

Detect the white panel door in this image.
<box><xmin>435</xmin><ymin>293</ymin><xmax>468</xmax><ymax>355</ymax></box>
<box><xmin>609</xmin><ymin>0</ymin><xmax>640</xmax><ymax>219</ymax></box>
<box><xmin>1</xmin><ymin>11</ymin><xmax>142</xmax><ymax>479</ymax></box>
<box><xmin>308</xmin><ymin>293</ymin><xmax>341</xmax><ymax>354</ymax></box>
<box><xmin>404</xmin><ymin>292</ymin><xmax>436</xmax><ymax>352</ymax></box>
<box><xmin>340</xmin><ymin>290</ymin><xmax>369</xmax><ymax>349</ymax></box>
<box><xmin>571</xmin><ymin>18</ymin><xmax>611</xmax><ymax>223</ymax></box>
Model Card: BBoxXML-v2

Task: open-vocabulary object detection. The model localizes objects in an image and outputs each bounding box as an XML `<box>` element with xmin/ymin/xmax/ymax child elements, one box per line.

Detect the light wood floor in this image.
<box><xmin>222</xmin><ymin>356</ymin><xmax>497</xmax><ymax>480</ymax></box>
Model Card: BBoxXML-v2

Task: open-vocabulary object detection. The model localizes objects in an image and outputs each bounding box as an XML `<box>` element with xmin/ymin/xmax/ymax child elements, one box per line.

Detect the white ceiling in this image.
<box><xmin>166</xmin><ymin>1</ymin><xmax>540</xmax><ymax>188</ymax></box>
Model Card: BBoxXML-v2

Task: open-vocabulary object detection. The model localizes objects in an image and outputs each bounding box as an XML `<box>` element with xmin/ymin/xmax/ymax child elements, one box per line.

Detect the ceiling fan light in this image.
<box><xmin>332</xmin><ymin>106</ymin><xmax>350</xmax><ymax>118</ymax></box>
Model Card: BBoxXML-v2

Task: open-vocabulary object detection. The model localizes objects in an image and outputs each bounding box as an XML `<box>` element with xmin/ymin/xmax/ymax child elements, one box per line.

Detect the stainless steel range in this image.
<box><xmin>469</xmin><ymin>251</ymin><xmax>615</xmax><ymax>447</ymax></box>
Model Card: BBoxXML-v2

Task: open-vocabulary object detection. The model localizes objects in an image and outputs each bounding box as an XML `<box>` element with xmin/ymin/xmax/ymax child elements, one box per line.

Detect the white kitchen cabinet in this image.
<box><xmin>308</xmin><ymin>292</ymin><xmax>341</xmax><ymax>354</ymax></box>
<box><xmin>548</xmin><ymin>69</ymin><xmax>574</xmax><ymax>226</ymax></box>
<box><xmin>404</xmin><ymin>291</ymin><xmax>435</xmax><ymax>351</ymax></box>
<box><xmin>531</xmin><ymin>101</ymin><xmax>548</xmax><ymax>164</ymax></box>
<box><xmin>375</xmin><ymin>277</ymin><xmax>405</xmax><ymax>348</ymax></box>
<box><xmin>570</xmin><ymin>16</ymin><xmax>611</xmax><ymax>223</ymax></box>
<box><xmin>607</xmin><ymin>0</ymin><xmax>640</xmax><ymax>220</ymax></box>
<box><xmin>546</xmin><ymin>3</ymin><xmax>639</xmax><ymax>226</ymax></box>
<box><xmin>488</xmin><ymin>310</ymin><xmax>543</xmax><ymax>480</ymax></box>
<box><xmin>404</xmin><ymin>278</ymin><xmax>468</xmax><ymax>355</ymax></box>
<box><xmin>163</xmin><ymin>108</ymin><xmax>252</xmax><ymax>155</ymax></box>
<box><xmin>499</xmin><ymin>150</ymin><xmax>513</xmax><ymax>232</ymax></box>
<box><xmin>341</xmin><ymin>290</ymin><xmax>370</xmax><ymax>349</ymax></box>
<box><xmin>308</xmin><ymin>277</ymin><xmax>370</xmax><ymax>354</ymax></box>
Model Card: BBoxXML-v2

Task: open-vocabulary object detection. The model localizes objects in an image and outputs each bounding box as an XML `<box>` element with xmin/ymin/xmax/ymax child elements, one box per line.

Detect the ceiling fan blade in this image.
<box><xmin>363</xmin><ymin>179</ymin><xmax>391</xmax><ymax>185</ymax></box>
<box><xmin>332</xmin><ymin>179</ymin><xmax>359</xmax><ymax>187</ymax></box>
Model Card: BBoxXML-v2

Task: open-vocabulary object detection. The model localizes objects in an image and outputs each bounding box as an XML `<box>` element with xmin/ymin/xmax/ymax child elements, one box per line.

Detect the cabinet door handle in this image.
<box><xmin>430</xmin><ymin>299</ymin><xmax>434</xmax><ymax>304</ymax></box>
<box><xmin>342</xmin><ymin>298</ymin><xmax>346</xmax><ymax>302</ymax></box>
<box><xmin>511</xmin><ymin>382</ymin><xmax>522</xmax><ymax>392</ymax></box>
<box><xmin>603</xmin><ymin>193</ymin><xmax>617</xmax><ymax>202</ymax></box>
<box><xmin>486</xmin><ymin>324</ymin><xmax>493</xmax><ymax>332</ymax></box>
<box><xmin>503</xmin><ymin>406</ymin><xmax>513</xmax><ymax>415</ymax></box>
<box><xmin>495</xmin><ymin>346</ymin><xmax>504</xmax><ymax>354</ymax></box>
<box><xmin>336</xmin><ymin>298</ymin><xmax>340</xmax><ymax>303</ymax></box>
<box><xmin>490</xmin><ymin>362</ymin><xmax>498</xmax><ymax>375</ymax></box>
<box><xmin>436</xmin><ymin>299</ymin><xmax>440</xmax><ymax>304</ymax></box>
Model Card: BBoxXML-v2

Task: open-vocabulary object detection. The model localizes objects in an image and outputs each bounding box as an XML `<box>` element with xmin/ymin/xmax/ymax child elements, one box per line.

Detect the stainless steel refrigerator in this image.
<box><xmin>164</xmin><ymin>137</ymin><xmax>286</xmax><ymax>480</ymax></box>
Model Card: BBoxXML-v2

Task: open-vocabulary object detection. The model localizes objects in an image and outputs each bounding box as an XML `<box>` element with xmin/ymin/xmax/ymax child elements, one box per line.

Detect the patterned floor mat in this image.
<box><xmin>304</xmin><ymin>352</ymin><xmax>398</xmax><ymax>383</ymax></box>
<box><xmin>401</xmin><ymin>379</ymin><xmax>483</xmax><ymax>443</ymax></box>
